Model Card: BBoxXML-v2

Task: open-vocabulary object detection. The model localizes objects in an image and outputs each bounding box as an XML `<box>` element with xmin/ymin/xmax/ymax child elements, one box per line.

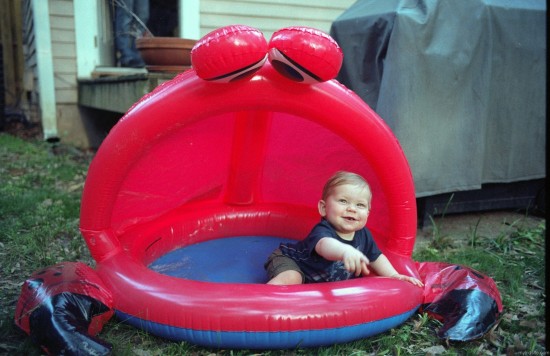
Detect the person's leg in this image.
<box><xmin>267</xmin><ymin>270</ymin><xmax>303</xmax><ymax>285</ymax></box>
<box><xmin>133</xmin><ymin>0</ymin><xmax>150</xmax><ymax>32</ymax></box>
<box><xmin>127</xmin><ymin>0</ymin><xmax>150</xmax><ymax>66</ymax></box>
<box><xmin>264</xmin><ymin>249</ymin><xmax>305</xmax><ymax>285</ymax></box>
<box><xmin>115</xmin><ymin>0</ymin><xmax>146</xmax><ymax>67</ymax></box>
<box><xmin>115</xmin><ymin>0</ymin><xmax>134</xmax><ymax>65</ymax></box>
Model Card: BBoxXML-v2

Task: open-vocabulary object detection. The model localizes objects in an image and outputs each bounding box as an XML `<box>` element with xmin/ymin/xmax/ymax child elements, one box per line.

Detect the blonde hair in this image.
<box><xmin>322</xmin><ymin>171</ymin><xmax>372</xmax><ymax>206</ymax></box>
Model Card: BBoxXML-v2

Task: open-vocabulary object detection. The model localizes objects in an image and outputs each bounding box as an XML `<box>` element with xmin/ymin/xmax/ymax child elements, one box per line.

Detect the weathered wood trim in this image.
<box><xmin>179</xmin><ymin>0</ymin><xmax>200</xmax><ymax>39</ymax></box>
<box><xmin>32</xmin><ymin>0</ymin><xmax>58</xmax><ymax>140</ymax></box>
<box><xmin>74</xmin><ymin>0</ymin><xmax>100</xmax><ymax>79</ymax></box>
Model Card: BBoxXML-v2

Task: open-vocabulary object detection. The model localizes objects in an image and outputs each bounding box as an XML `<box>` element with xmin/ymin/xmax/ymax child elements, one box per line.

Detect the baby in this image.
<box><xmin>265</xmin><ymin>171</ymin><xmax>423</xmax><ymax>286</ymax></box>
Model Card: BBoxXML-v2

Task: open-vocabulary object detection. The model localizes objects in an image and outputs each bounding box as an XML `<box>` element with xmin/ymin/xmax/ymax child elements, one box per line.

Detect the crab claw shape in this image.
<box><xmin>191</xmin><ymin>25</ymin><xmax>268</xmax><ymax>82</ymax></box>
<box><xmin>268</xmin><ymin>26</ymin><xmax>343</xmax><ymax>84</ymax></box>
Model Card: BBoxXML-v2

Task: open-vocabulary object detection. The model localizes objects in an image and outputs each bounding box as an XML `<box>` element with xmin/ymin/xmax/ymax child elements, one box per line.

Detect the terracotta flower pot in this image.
<box><xmin>136</xmin><ymin>37</ymin><xmax>197</xmax><ymax>71</ymax></box>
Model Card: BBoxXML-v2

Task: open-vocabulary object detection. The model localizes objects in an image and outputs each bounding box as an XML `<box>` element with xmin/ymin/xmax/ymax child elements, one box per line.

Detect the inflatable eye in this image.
<box><xmin>268</xmin><ymin>26</ymin><xmax>343</xmax><ymax>83</ymax></box>
<box><xmin>191</xmin><ymin>25</ymin><xmax>268</xmax><ymax>82</ymax></box>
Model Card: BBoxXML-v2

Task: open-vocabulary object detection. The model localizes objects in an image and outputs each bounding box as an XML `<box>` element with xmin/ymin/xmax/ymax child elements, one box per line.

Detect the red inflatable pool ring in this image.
<box><xmin>79</xmin><ymin>26</ymin><xmax>423</xmax><ymax>349</ymax></box>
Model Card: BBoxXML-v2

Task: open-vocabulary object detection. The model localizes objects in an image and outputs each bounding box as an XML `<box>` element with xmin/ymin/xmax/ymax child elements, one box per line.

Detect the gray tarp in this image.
<box><xmin>330</xmin><ymin>0</ymin><xmax>546</xmax><ymax>197</ymax></box>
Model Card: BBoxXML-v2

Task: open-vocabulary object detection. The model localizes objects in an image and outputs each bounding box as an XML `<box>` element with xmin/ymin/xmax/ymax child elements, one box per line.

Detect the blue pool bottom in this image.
<box><xmin>149</xmin><ymin>236</ymin><xmax>294</xmax><ymax>283</ymax></box>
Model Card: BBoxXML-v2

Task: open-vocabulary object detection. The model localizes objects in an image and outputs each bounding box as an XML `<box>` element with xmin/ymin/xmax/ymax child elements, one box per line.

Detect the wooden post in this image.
<box><xmin>1</xmin><ymin>0</ymin><xmax>24</xmax><ymax>108</ymax></box>
<box><xmin>31</xmin><ymin>0</ymin><xmax>58</xmax><ymax>140</ymax></box>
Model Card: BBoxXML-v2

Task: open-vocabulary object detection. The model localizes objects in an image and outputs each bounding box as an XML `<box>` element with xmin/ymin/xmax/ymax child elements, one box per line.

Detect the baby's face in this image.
<box><xmin>318</xmin><ymin>184</ymin><xmax>371</xmax><ymax>240</ymax></box>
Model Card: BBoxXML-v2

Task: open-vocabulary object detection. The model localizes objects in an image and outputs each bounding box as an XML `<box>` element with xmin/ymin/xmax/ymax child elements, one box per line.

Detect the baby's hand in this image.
<box><xmin>342</xmin><ymin>247</ymin><xmax>370</xmax><ymax>276</ymax></box>
<box><xmin>391</xmin><ymin>274</ymin><xmax>424</xmax><ymax>287</ymax></box>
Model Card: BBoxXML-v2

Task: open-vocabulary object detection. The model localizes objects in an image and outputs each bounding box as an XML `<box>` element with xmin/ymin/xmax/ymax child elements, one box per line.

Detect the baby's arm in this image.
<box><xmin>315</xmin><ymin>237</ymin><xmax>370</xmax><ymax>276</ymax></box>
<box><xmin>370</xmin><ymin>254</ymin><xmax>424</xmax><ymax>287</ymax></box>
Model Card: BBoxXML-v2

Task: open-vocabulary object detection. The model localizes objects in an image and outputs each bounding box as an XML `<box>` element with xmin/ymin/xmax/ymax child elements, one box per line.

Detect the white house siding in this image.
<box><xmin>49</xmin><ymin>0</ymin><xmax>87</xmax><ymax>146</ymax></box>
<box><xmin>25</xmin><ymin>0</ymin><xmax>357</xmax><ymax>147</ymax></box>
<box><xmin>199</xmin><ymin>0</ymin><xmax>356</xmax><ymax>39</ymax></box>
<box><xmin>50</xmin><ymin>0</ymin><xmax>77</xmax><ymax>104</ymax></box>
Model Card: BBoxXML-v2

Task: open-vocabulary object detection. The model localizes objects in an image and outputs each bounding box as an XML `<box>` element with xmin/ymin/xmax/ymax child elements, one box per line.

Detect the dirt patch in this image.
<box><xmin>415</xmin><ymin>210</ymin><xmax>544</xmax><ymax>250</ymax></box>
<box><xmin>1</xmin><ymin>117</ymin><xmax>43</xmax><ymax>140</ymax></box>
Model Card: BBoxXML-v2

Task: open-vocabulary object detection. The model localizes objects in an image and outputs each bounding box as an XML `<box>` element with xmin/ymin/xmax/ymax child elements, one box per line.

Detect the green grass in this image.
<box><xmin>0</xmin><ymin>133</ymin><xmax>546</xmax><ymax>355</ymax></box>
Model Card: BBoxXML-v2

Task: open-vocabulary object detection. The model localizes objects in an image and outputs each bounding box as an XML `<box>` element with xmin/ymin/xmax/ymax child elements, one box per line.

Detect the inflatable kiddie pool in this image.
<box><xmin>79</xmin><ymin>26</ymin><xmax>424</xmax><ymax>349</ymax></box>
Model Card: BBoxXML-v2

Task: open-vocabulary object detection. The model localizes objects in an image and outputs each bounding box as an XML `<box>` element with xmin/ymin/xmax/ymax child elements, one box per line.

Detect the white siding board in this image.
<box><xmin>202</xmin><ymin>9</ymin><xmax>345</xmax><ymax>23</ymax></box>
<box><xmin>50</xmin><ymin>0</ymin><xmax>77</xmax><ymax>106</ymax></box>
<box><xmin>50</xmin><ymin>0</ymin><xmax>73</xmax><ymax>16</ymax></box>
<box><xmin>200</xmin><ymin>0</ymin><xmax>354</xmax><ymax>38</ymax></box>
<box><xmin>53</xmin><ymin>57</ymin><xmax>76</xmax><ymax>70</ymax></box>
<box><xmin>52</xmin><ymin>42</ymin><xmax>76</xmax><ymax>56</ymax></box>
<box><xmin>201</xmin><ymin>16</ymin><xmax>335</xmax><ymax>33</ymax></box>
<box><xmin>51</xmin><ymin>29</ymin><xmax>75</xmax><ymax>42</ymax></box>
<box><xmin>204</xmin><ymin>1</ymin><xmax>349</xmax><ymax>17</ymax></box>
<box><xmin>56</xmin><ymin>89</ymin><xmax>77</xmax><ymax>103</ymax></box>
<box><xmin>50</xmin><ymin>16</ymin><xmax>74</xmax><ymax>31</ymax></box>
<box><xmin>206</xmin><ymin>0</ymin><xmax>351</xmax><ymax>8</ymax></box>
<box><xmin>200</xmin><ymin>10</ymin><xmax>346</xmax><ymax>24</ymax></box>
<box><xmin>54</xmin><ymin>73</ymin><xmax>77</xmax><ymax>89</ymax></box>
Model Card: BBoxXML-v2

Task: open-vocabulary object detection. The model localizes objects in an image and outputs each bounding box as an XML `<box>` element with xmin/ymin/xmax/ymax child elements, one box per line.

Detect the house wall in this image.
<box><xmin>26</xmin><ymin>0</ymin><xmax>356</xmax><ymax>147</ymax></box>
<box><xmin>49</xmin><ymin>0</ymin><xmax>89</xmax><ymax>147</ymax></box>
<box><xmin>22</xmin><ymin>0</ymin><xmax>87</xmax><ymax>145</ymax></box>
<box><xmin>50</xmin><ymin>0</ymin><xmax>77</xmax><ymax>104</ymax></box>
<box><xmin>199</xmin><ymin>0</ymin><xmax>355</xmax><ymax>39</ymax></box>
<box><xmin>97</xmin><ymin>0</ymin><xmax>353</xmax><ymax>71</ymax></box>
<box><xmin>49</xmin><ymin>0</ymin><xmax>88</xmax><ymax>146</ymax></box>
